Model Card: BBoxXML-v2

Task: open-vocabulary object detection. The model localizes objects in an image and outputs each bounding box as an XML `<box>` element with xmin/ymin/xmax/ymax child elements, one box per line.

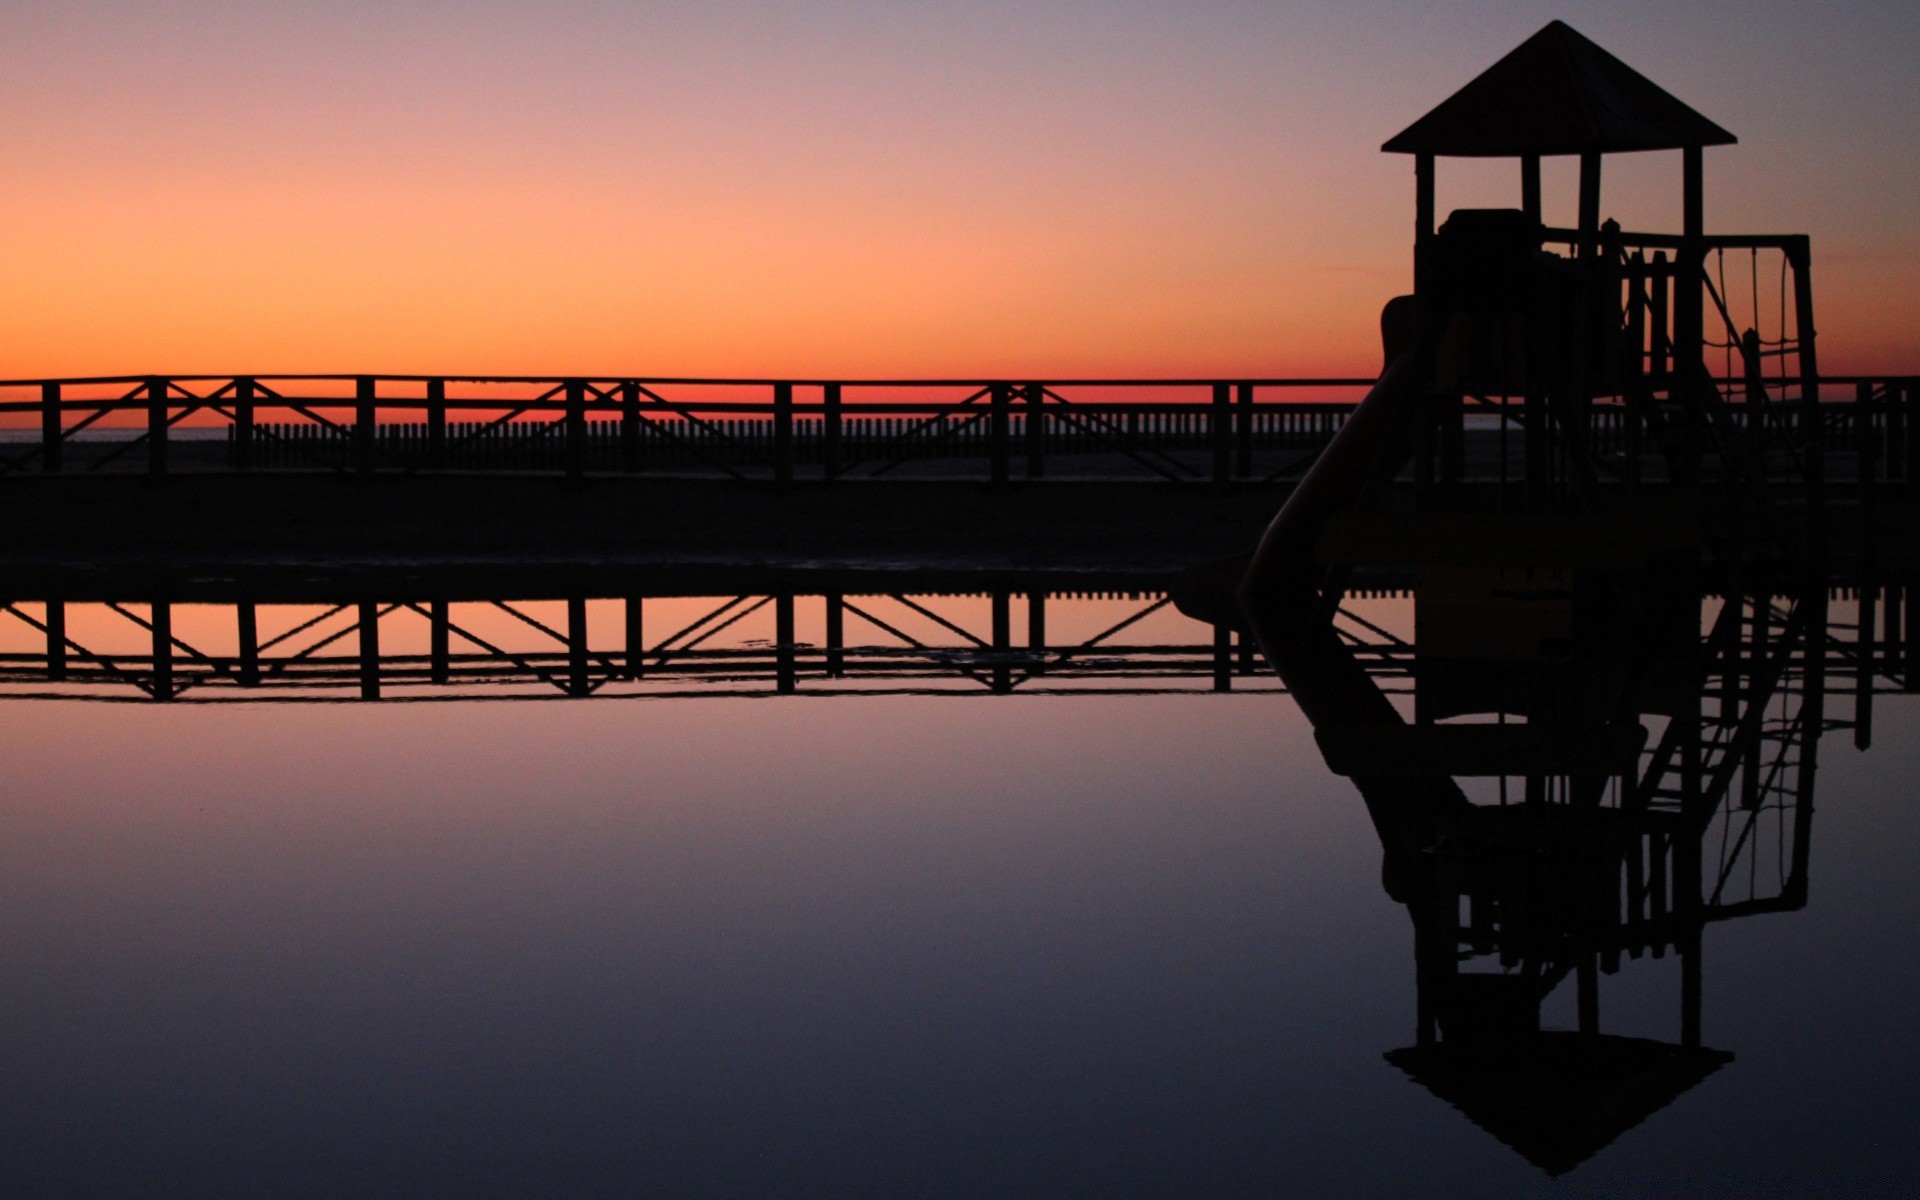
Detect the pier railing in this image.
<box><xmin>0</xmin><ymin>376</ymin><xmax>1371</xmax><ymax>486</ymax></box>
<box><xmin>0</xmin><ymin>372</ymin><xmax>1914</xmax><ymax>491</ymax></box>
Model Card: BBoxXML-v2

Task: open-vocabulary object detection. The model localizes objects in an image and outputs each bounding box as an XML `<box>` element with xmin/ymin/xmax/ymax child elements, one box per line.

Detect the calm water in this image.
<box><xmin>0</xmin><ymin>597</ymin><xmax>1916</xmax><ymax>1197</ymax></box>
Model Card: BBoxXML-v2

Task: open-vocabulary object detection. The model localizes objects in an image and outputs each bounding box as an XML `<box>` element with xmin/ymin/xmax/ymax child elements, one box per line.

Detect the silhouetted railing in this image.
<box><xmin>2</xmin><ymin>372</ymin><xmax>1913</xmax><ymax>492</ymax></box>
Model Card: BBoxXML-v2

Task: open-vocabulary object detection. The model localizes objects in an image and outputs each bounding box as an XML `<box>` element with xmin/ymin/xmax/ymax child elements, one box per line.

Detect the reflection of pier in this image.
<box><xmin>0</xmin><ymin>572</ymin><xmax>1911</xmax><ymax>709</ymax></box>
<box><xmin>0</xmin><ymin>576</ymin><xmax>1289</xmax><ymax>702</ymax></box>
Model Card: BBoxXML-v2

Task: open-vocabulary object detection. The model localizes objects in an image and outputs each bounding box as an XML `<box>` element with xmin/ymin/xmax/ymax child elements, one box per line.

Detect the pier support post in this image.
<box><xmin>568</xmin><ymin>595</ymin><xmax>590</xmax><ymax>696</ymax></box>
<box><xmin>234</xmin><ymin>377</ymin><xmax>255</xmax><ymax>471</ymax></box>
<box><xmin>825</xmin><ymin>593</ymin><xmax>844</xmax><ymax>678</ymax></box>
<box><xmin>430</xmin><ymin>600</ymin><xmax>450</xmax><ymax>685</ymax></box>
<box><xmin>1213</xmin><ymin>623</ymin><xmax>1232</xmax><ymax>692</ymax></box>
<box><xmin>776</xmin><ymin>592</ymin><xmax>796</xmax><ymax>693</ymax></box>
<box><xmin>427</xmin><ymin>379</ymin><xmax>448</xmax><ymax>470</ymax></box>
<box><xmin>358</xmin><ymin>601</ymin><xmax>381</xmax><ymax>700</ymax></box>
<box><xmin>1211</xmin><ymin>383</ymin><xmax>1232</xmax><ymax>492</ymax></box>
<box><xmin>989</xmin><ymin>384</ymin><xmax>1011</xmax><ymax>486</ymax></box>
<box><xmin>237</xmin><ymin>601</ymin><xmax>259</xmax><ymax>687</ymax></box>
<box><xmin>45</xmin><ymin>600</ymin><xmax>65</xmax><ymax>681</ymax></box>
<box><xmin>821</xmin><ymin>595</ymin><xmax>844</xmax><ymax>679</ymax></box>
<box><xmin>822</xmin><ymin>384</ymin><xmax>842</xmax><ymax>481</ymax></box>
<box><xmin>40</xmin><ymin>382</ymin><xmax>61</xmax><ymax>473</ymax></box>
<box><xmin>355</xmin><ymin>376</ymin><xmax>377</xmax><ymax>476</ymax></box>
<box><xmin>1857</xmin><ymin>575</ymin><xmax>1877</xmax><ymax>749</ymax></box>
<box><xmin>151</xmin><ymin>600</ymin><xmax>173</xmax><ymax>701</ymax></box>
<box><xmin>991</xmin><ymin>590</ymin><xmax>1011</xmax><ymax>693</ymax></box>
<box><xmin>1027</xmin><ymin>592</ymin><xmax>1046</xmax><ymax>676</ymax></box>
<box><xmin>1026</xmin><ymin>384</ymin><xmax>1046</xmax><ymax>478</ymax></box>
<box><xmin>565</xmin><ymin>379</ymin><xmax>588</xmax><ymax>481</ymax></box>
<box><xmin>147</xmin><ymin>378</ymin><xmax>169</xmax><ymax>481</ymax></box>
<box><xmin>624</xmin><ymin>596</ymin><xmax>644</xmax><ymax>679</ymax></box>
<box><xmin>620</xmin><ymin>382</ymin><xmax>641</xmax><ymax>474</ymax></box>
<box><xmin>772</xmin><ymin>382</ymin><xmax>794</xmax><ymax>490</ymax></box>
<box><xmin>1235</xmin><ymin>383</ymin><xmax>1255</xmax><ymax>478</ymax></box>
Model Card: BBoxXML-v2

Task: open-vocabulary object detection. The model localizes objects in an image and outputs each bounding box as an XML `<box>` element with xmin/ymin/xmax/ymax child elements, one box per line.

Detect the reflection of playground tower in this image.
<box><xmin>1233</xmin><ymin>22</ymin><xmax>1834</xmax><ymax>1177</ymax></box>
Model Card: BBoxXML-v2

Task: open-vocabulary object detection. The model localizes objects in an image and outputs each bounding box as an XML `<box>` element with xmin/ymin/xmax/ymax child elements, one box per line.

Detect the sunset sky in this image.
<box><xmin>3</xmin><ymin>0</ymin><xmax>1915</xmax><ymax>379</ymax></box>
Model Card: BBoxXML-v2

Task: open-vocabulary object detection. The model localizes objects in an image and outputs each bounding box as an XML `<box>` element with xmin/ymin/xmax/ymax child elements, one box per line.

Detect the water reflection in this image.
<box><xmin>0</xmin><ymin>568</ymin><xmax>1277</xmax><ymax>701</ymax></box>
<box><xmin>0</xmin><ymin>561</ymin><xmax>1912</xmax><ymax>1189</ymax></box>
<box><xmin>1224</xmin><ymin>549</ymin><xmax>1910</xmax><ymax>1176</ymax></box>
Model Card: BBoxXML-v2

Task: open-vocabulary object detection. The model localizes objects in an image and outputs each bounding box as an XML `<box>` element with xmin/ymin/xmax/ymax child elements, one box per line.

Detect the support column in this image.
<box><xmin>237</xmin><ymin>600</ymin><xmax>259</xmax><ymax>687</ymax></box>
<box><xmin>147</xmin><ymin>378</ymin><xmax>169</xmax><ymax>480</ymax></box>
<box><xmin>45</xmin><ymin>600</ymin><xmax>66</xmax><ymax>681</ymax></box>
<box><xmin>825</xmin><ymin>593</ymin><xmax>844</xmax><ymax>678</ymax></box>
<box><xmin>40</xmin><ymin>382</ymin><xmax>61</xmax><ymax>473</ymax></box>
<box><xmin>1414</xmin><ymin>153</ymin><xmax>1435</xmax><ymax>295</ymax></box>
<box><xmin>620</xmin><ymin>382</ymin><xmax>641</xmax><ymax>474</ymax></box>
<box><xmin>625</xmin><ymin>595</ymin><xmax>645</xmax><ymax>679</ymax></box>
<box><xmin>565</xmin><ymin>379</ymin><xmax>588</xmax><ymax>481</ymax></box>
<box><xmin>1210</xmin><ymin>382</ymin><xmax>1232</xmax><ymax>492</ymax></box>
<box><xmin>568</xmin><ymin>595</ymin><xmax>590</xmax><ymax>697</ymax></box>
<box><xmin>427</xmin><ymin>378</ymin><xmax>448</xmax><ymax>469</ymax></box>
<box><xmin>1520</xmin><ymin>155</ymin><xmax>1541</xmax><ymax>226</ymax></box>
<box><xmin>1213</xmin><ymin>623</ymin><xmax>1232</xmax><ymax>692</ymax></box>
<box><xmin>991</xmin><ymin>589</ymin><xmax>1011</xmax><ymax>692</ymax></box>
<box><xmin>989</xmin><ymin>384</ymin><xmax>1011</xmax><ymax>486</ymax></box>
<box><xmin>358</xmin><ymin>601</ymin><xmax>381</xmax><ymax>700</ymax></box>
<box><xmin>234</xmin><ymin>377</ymin><xmax>255</xmax><ymax>471</ymax></box>
<box><xmin>1577</xmin><ymin>153</ymin><xmax>1602</xmax><ymax>259</ymax></box>
<box><xmin>1025</xmin><ymin>384</ymin><xmax>1046</xmax><ymax>478</ymax></box>
<box><xmin>1026</xmin><ymin>592</ymin><xmax>1046</xmax><ymax>676</ymax></box>
<box><xmin>151</xmin><ymin>600</ymin><xmax>173</xmax><ymax>701</ymax></box>
<box><xmin>772</xmin><ymin>382</ymin><xmax>793</xmax><ymax>490</ymax></box>
<box><xmin>1235</xmin><ymin>383</ymin><xmax>1255</xmax><ymax>478</ymax></box>
<box><xmin>822</xmin><ymin>383</ymin><xmax>842</xmax><ymax>481</ymax></box>
<box><xmin>355</xmin><ymin>376</ymin><xmax>377</xmax><ymax>475</ymax></box>
<box><xmin>430</xmin><ymin>600</ymin><xmax>451</xmax><ymax>685</ymax></box>
<box><xmin>776</xmin><ymin>592</ymin><xmax>796</xmax><ymax>693</ymax></box>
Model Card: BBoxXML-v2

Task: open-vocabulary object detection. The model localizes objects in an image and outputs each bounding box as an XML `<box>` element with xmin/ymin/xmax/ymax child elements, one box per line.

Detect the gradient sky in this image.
<box><xmin>2</xmin><ymin>0</ymin><xmax>1915</xmax><ymax>378</ymax></box>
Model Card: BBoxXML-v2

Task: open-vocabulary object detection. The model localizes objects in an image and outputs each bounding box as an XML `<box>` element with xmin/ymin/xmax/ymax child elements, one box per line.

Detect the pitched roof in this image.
<box><xmin>1383</xmin><ymin>21</ymin><xmax>1736</xmax><ymax>157</ymax></box>
<box><xmin>1386</xmin><ymin>1032</ymin><xmax>1734</xmax><ymax>1176</ymax></box>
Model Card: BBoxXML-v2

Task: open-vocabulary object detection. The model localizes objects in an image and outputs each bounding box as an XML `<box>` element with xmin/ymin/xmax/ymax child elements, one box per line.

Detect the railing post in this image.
<box><xmin>40</xmin><ymin>382</ymin><xmax>61</xmax><ymax>473</ymax></box>
<box><xmin>1025</xmin><ymin>384</ymin><xmax>1046</xmax><ymax>478</ymax></box>
<box><xmin>1235</xmin><ymin>383</ymin><xmax>1254</xmax><ymax>478</ymax></box>
<box><xmin>620</xmin><ymin>382</ymin><xmax>641</xmax><ymax>474</ymax></box>
<box><xmin>1210</xmin><ymin>382</ymin><xmax>1231</xmax><ymax>491</ymax></box>
<box><xmin>427</xmin><ymin>378</ymin><xmax>448</xmax><ymax>470</ymax></box>
<box><xmin>822</xmin><ymin>383</ymin><xmax>842</xmax><ymax>481</ymax></box>
<box><xmin>147</xmin><ymin>378</ymin><xmax>169</xmax><ymax>480</ymax></box>
<box><xmin>358</xmin><ymin>600</ymin><xmax>381</xmax><ymax>700</ymax></box>
<box><xmin>233</xmin><ymin>377</ymin><xmax>255</xmax><ymax>471</ymax></box>
<box><xmin>355</xmin><ymin>376</ymin><xmax>377</xmax><ymax>475</ymax></box>
<box><xmin>565</xmin><ymin>378</ymin><xmax>587</xmax><ymax>481</ymax></box>
<box><xmin>773</xmin><ymin>382</ymin><xmax>793</xmax><ymax>489</ymax></box>
<box><xmin>989</xmin><ymin>383</ymin><xmax>1011</xmax><ymax>485</ymax></box>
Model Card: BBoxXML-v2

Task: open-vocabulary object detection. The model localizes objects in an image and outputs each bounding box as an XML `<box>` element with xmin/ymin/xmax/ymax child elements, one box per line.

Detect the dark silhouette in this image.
<box><xmin>1195</xmin><ymin>20</ymin><xmax>1905</xmax><ymax>1177</ymax></box>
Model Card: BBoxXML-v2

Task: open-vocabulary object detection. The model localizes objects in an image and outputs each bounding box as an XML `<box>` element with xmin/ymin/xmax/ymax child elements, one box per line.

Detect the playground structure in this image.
<box><xmin>1228</xmin><ymin>21</ymin><xmax>1883</xmax><ymax>1174</ymax></box>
